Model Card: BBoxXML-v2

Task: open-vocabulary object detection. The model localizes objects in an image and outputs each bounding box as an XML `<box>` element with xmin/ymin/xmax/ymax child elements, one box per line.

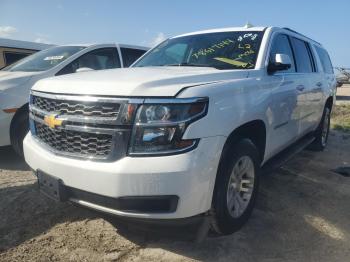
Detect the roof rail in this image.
<box><xmin>282</xmin><ymin>27</ymin><xmax>321</xmax><ymax>45</ymax></box>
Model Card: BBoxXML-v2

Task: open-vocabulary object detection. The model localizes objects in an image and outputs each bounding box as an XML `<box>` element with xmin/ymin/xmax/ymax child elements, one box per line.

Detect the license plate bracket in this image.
<box><xmin>37</xmin><ymin>170</ymin><xmax>67</xmax><ymax>201</ymax></box>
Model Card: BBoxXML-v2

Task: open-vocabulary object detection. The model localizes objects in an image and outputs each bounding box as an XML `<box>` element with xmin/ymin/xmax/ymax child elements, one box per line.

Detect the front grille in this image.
<box><xmin>35</xmin><ymin>122</ymin><xmax>113</xmax><ymax>158</ymax></box>
<box><xmin>33</xmin><ymin>95</ymin><xmax>120</xmax><ymax>117</ymax></box>
<box><xmin>30</xmin><ymin>92</ymin><xmax>136</xmax><ymax>161</ymax></box>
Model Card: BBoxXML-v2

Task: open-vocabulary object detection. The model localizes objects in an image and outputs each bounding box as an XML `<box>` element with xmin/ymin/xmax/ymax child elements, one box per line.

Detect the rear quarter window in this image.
<box><xmin>315</xmin><ymin>46</ymin><xmax>334</xmax><ymax>74</ymax></box>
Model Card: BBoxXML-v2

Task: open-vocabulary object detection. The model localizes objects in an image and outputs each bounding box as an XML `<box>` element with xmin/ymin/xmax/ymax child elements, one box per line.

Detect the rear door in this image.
<box><xmin>289</xmin><ymin>37</ymin><xmax>319</xmax><ymax>135</ymax></box>
<box><xmin>314</xmin><ymin>46</ymin><xmax>336</xmax><ymax>115</ymax></box>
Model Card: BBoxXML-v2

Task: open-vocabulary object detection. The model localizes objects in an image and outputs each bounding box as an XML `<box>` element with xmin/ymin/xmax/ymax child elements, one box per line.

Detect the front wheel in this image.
<box><xmin>211</xmin><ymin>139</ymin><xmax>260</xmax><ymax>235</ymax></box>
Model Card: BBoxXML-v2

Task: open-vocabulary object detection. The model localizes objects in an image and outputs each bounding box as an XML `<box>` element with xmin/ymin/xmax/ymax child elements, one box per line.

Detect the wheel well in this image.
<box><xmin>10</xmin><ymin>103</ymin><xmax>29</xmax><ymax>133</ymax></box>
<box><xmin>325</xmin><ymin>96</ymin><xmax>333</xmax><ymax>111</ymax></box>
<box><xmin>225</xmin><ymin>120</ymin><xmax>266</xmax><ymax>162</ymax></box>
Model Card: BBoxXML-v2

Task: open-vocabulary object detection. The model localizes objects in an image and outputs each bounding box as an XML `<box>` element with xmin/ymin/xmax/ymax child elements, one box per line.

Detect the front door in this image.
<box><xmin>265</xmin><ymin>34</ymin><xmax>302</xmax><ymax>157</ymax></box>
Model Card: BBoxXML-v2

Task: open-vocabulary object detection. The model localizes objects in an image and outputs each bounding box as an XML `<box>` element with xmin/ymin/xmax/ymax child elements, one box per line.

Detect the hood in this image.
<box><xmin>0</xmin><ymin>71</ymin><xmax>40</xmax><ymax>91</ymax></box>
<box><xmin>32</xmin><ymin>67</ymin><xmax>249</xmax><ymax>97</ymax></box>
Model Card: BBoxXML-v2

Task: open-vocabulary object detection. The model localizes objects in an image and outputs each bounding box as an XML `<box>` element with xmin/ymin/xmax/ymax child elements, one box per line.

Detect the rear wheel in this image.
<box><xmin>10</xmin><ymin>107</ymin><xmax>29</xmax><ymax>157</ymax></box>
<box><xmin>308</xmin><ymin>106</ymin><xmax>331</xmax><ymax>151</ymax></box>
<box><xmin>211</xmin><ymin>139</ymin><xmax>260</xmax><ymax>235</ymax></box>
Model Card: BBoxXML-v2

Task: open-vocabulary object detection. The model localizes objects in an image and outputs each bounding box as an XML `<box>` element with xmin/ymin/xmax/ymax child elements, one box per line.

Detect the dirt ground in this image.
<box><xmin>0</xmin><ymin>129</ymin><xmax>349</xmax><ymax>262</ymax></box>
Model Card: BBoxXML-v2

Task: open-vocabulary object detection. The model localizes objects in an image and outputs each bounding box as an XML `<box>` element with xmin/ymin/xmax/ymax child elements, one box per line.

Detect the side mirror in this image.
<box><xmin>268</xmin><ymin>54</ymin><xmax>292</xmax><ymax>74</ymax></box>
<box><xmin>75</xmin><ymin>67</ymin><xmax>94</xmax><ymax>73</ymax></box>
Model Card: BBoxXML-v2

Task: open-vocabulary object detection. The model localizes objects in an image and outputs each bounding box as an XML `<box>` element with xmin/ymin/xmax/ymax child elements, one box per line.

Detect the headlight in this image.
<box><xmin>129</xmin><ymin>98</ymin><xmax>208</xmax><ymax>156</ymax></box>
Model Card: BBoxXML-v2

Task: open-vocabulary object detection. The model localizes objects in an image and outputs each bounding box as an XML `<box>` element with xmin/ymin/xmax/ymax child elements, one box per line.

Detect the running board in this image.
<box><xmin>262</xmin><ymin>134</ymin><xmax>315</xmax><ymax>174</ymax></box>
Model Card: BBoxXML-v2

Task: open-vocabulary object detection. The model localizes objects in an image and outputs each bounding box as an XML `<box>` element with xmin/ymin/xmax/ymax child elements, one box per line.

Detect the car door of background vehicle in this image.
<box><xmin>56</xmin><ymin>47</ymin><xmax>121</xmax><ymax>75</ymax></box>
<box><xmin>266</xmin><ymin>33</ymin><xmax>302</xmax><ymax>157</ymax></box>
<box><xmin>289</xmin><ymin>37</ymin><xmax>321</xmax><ymax>135</ymax></box>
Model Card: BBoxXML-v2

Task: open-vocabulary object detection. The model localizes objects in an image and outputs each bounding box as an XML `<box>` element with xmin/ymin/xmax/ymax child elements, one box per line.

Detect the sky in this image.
<box><xmin>0</xmin><ymin>0</ymin><xmax>349</xmax><ymax>67</ymax></box>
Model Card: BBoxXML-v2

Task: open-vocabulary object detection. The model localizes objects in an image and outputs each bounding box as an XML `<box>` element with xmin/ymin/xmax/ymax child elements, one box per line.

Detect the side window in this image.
<box><xmin>306</xmin><ymin>43</ymin><xmax>317</xmax><ymax>72</ymax></box>
<box><xmin>57</xmin><ymin>48</ymin><xmax>120</xmax><ymax>75</ymax></box>
<box><xmin>120</xmin><ymin>48</ymin><xmax>147</xmax><ymax>67</ymax></box>
<box><xmin>290</xmin><ymin>37</ymin><xmax>314</xmax><ymax>73</ymax></box>
<box><xmin>4</xmin><ymin>51</ymin><xmax>31</xmax><ymax>66</ymax></box>
<box><xmin>315</xmin><ymin>46</ymin><xmax>334</xmax><ymax>74</ymax></box>
<box><xmin>269</xmin><ymin>34</ymin><xmax>295</xmax><ymax>73</ymax></box>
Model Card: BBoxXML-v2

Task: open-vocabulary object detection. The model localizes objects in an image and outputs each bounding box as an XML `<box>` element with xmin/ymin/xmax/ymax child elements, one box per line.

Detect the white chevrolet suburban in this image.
<box><xmin>0</xmin><ymin>43</ymin><xmax>148</xmax><ymax>155</ymax></box>
<box><xmin>24</xmin><ymin>26</ymin><xmax>336</xmax><ymax>235</ymax></box>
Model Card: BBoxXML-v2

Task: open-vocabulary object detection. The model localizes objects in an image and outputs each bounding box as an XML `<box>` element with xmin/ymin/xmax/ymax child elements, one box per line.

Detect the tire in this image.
<box><xmin>308</xmin><ymin>106</ymin><xmax>331</xmax><ymax>151</ymax></box>
<box><xmin>211</xmin><ymin>139</ymin><xmax>260</xmax><ymax>235</ymax></box>
<box><xmin>10</xmin><ymin>107</ymin><xmax>29</xmax><ymax>157</ymax></box>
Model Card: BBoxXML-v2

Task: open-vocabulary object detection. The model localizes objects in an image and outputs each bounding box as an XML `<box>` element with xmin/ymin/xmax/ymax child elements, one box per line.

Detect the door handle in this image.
<box><xmin>296</xmin><ymin>85</ymin><xmax>305</xmax><ymax>92</ymax></box>
<box><xmin>316</xmin><ymin>82</ymin><xmax>323</xmax><ymax>87</ymax></box>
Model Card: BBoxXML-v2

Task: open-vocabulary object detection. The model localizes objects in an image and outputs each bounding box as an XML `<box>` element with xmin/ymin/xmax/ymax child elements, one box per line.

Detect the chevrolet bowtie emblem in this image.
<box><xmin>44</xmin><ymin>114</ymin><xmax>63</xmax><ymax>129</ymax></box>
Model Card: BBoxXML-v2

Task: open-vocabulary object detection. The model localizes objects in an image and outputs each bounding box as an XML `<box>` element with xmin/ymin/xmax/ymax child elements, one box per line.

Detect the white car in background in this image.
<box><xmin>0</xmin><ymin>43</ymin><xmax>148</xmax><ymax>155</ymax></box>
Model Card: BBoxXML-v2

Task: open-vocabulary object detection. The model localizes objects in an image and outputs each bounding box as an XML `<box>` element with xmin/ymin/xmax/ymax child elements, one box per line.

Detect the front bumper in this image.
<box><xmin>24</xmin><ymin>133</ymin><xmax>225</xmax><ymax>219</ymax></box>
<box><xmin>0</xmin><ymin>110</ymin><xmax>14</xmax><ymax>146</ymax></box>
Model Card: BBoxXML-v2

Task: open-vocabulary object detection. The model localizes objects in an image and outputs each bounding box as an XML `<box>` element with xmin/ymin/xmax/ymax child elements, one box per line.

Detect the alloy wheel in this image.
<box><xmin>226</xmin><ymin>156</ymin><xmax>255</xmax><ymax>218</ymax></box>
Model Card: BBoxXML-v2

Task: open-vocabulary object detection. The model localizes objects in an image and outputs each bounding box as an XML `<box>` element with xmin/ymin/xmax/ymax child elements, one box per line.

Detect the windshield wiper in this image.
<box><xmin>162</xmin><ymin>63</ymin><xmax>218</xmax><ymax>69</ymax></box>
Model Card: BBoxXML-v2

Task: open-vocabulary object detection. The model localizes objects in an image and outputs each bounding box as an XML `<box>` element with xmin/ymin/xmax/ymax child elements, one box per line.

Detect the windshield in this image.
<box><xmin>3</xmin><ymin>46</ymin><xmax>85</xmax><ymax>72</ymax></box>
<box><xmin>134</xmin><ymin>31</ymin><xmax>263</xmax><ymax>70</ymax></box>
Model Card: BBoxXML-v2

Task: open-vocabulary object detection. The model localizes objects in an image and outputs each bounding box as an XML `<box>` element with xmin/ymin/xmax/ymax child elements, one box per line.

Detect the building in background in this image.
<box><xmin>0</xmin><ymin>38</ymin><xmax>53</xmax><ymax>69</ymax></box>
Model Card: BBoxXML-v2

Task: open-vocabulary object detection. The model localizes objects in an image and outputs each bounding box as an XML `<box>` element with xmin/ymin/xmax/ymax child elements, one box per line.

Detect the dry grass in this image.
<box><xmin>331</xmin><ymin>104</ymin><xmax>350</xmax><ymax>133</ymax></box>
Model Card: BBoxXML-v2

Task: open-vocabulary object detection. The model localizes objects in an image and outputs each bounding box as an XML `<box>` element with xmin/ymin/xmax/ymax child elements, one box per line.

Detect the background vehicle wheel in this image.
<box><xmin>308</xmin><ymin>106</ymin><xmax>331</xmax><ymax>151</ymax></box>
<box><xmin>10</xmin><ymin>106</ymin><xmax>29</xmax><ymax>157</ymax></box>
<box><xmin>211</xmin><ymin>139</ymin><xmax>260</xmax><ymax>235</ymax></box>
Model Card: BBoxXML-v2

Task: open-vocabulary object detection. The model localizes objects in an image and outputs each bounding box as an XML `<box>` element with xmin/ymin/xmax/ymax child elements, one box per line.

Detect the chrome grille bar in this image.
<box><xmin>30</xmin><ymin>105</ymin><xmax>121</xmax><ymax>126</ymax></box>
<box><xmin>31</xmin><ymin>90</ymin><xmax>143</xmax><ymax>104</ymax></box>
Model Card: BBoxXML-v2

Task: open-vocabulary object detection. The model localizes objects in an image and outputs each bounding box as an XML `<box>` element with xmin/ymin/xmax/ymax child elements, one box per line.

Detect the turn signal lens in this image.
<box><xmin>3</xmin><ymin>108</ymin><xmax>18</xmax><ymax>113</ymax></box>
